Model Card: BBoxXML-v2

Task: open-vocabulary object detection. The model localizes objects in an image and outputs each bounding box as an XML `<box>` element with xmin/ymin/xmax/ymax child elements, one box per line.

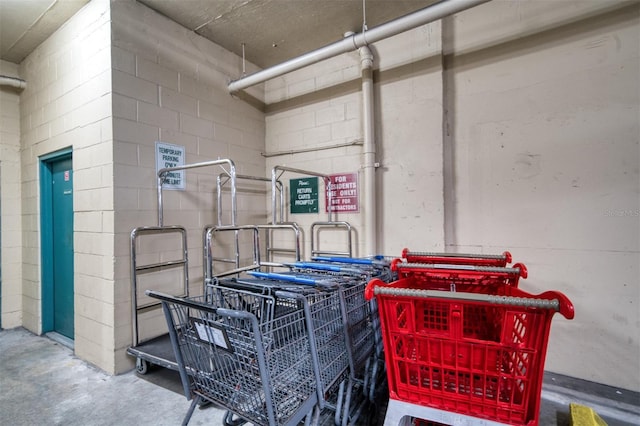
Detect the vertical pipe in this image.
<box><xmin>359</xmin><ymin>46</ymin><xmax>377</xmax><ymax>256</ymax></box>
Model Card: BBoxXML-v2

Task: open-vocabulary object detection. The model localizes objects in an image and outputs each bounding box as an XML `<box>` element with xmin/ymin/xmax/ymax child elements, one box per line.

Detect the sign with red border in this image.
<box><xmin>325</xmin><ymin>172</ymin><xmax>359</xmax><ymax>213</ymax></box>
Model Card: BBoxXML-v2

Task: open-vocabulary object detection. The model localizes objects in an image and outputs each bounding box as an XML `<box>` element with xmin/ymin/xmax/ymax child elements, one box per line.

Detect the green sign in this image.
<box><xmin>290</xmin><ymin>177</ymin><xmax>318</xmax><ymax>214</ymax></box>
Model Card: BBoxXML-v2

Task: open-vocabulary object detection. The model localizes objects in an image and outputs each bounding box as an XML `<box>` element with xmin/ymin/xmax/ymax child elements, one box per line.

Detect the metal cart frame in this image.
<box><xmin>148</xmin><ymin>289</ymin><xmax>321</xmax><ymax>426</ymax></box>
<box><xmin>127</xmin><ymin>225</ymin><xmax>189</xmax><ymax>374</ymax></box>
<box><xmin>127</xmin><ymin>159</ymin><xmax>238</xmax><ymax>374</ymax></box>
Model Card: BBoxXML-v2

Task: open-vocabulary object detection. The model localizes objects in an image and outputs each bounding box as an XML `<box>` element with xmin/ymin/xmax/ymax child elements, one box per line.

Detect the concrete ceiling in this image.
<box><xmin>1</xmin><ymin>0</ymin><xmax>435</xmax><ymax>68</ymax></box>
<box><xmin>138</xmin><ymin>0</ymin><xmax>436</xmax><ymax>69</ymax></box>
<box><xmin>0</xmin><ymin>0</ymin><xmax>90</xmax><ymax>64</ymax></box>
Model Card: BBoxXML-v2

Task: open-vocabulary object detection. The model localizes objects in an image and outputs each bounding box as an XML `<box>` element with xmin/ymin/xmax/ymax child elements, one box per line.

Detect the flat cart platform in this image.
<box><xmin>126</xmin><ymin>334</ymin><xmax>176</xmax><ymax>374</ymax></box>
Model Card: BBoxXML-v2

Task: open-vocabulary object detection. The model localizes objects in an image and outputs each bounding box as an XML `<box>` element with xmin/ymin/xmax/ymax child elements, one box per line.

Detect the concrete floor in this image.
<box><xmin>1</xmin><ymin>327</ymin><xmax>638</xmax><ymax>426</ymax></box>
<box><xmin>0</xmin><ymin>328</ymin><xmax>226</xmax><ymax>426</ymax></box>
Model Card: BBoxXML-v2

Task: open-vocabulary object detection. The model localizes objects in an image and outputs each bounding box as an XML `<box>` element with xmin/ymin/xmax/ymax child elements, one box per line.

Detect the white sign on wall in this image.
<box><xmin>155</xmin><ymin>141</ymin><xmax>185</xmax><ymax>190</ymax></box>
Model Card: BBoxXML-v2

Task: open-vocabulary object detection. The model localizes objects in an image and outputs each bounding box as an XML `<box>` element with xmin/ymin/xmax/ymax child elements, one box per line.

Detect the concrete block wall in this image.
<box><xmin>265</xmin><ymin>24</ymin><xmax>446</xmax><ymax>258</ymax></box>
<box><xmin>373</xmin><ymin>23</ymin><xmax>446</xmax><ymax>254</ymax></box>
<box><xmin>443</xmin><ymin>0</ymin><xmax>639</xmax><ymax>391</ymax></box>
<box><xmin>263</xmin><ymin>0</ymin><xmax>639</xmax><ymax>392</ymax></box>
<box><xmin>0</xmin><ymin>60</ymin><xmax>23</xmax><ymax>328</ymax></box>
<box><xmin>18</xmin><ymin>0</ymin><xmax>113</xmax><ymax>370</ymax></box>
<box><xmin>2</xmin><ymin>0</ymin><xmax>636</xmax><ymax>394</ymax></box>
<box><xmin>110</xmin><ymin>0</ymin><xmax>266</xmax><ymax>372</ymax></box>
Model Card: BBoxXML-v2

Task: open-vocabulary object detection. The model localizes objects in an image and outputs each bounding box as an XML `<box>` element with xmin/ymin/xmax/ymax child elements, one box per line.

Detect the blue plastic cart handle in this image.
<box><xmin>312</xmin><ymin>256</ymin><xmax>374</xmax><ymax>265</ymax></box>
<box><xmin>248</xmin><ymin>271</ymin><xmax>317</xmax><ymax>285</ymax></box>
<box><xmin>292</xmin><ymin>262</ymin><xmax>343</xmax><ymax>272</ymax></box>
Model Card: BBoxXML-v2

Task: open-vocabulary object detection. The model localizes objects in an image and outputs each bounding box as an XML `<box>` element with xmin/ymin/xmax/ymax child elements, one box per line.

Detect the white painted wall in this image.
<box><xmin>0</xmin><ymin>59</ymin><xmax>23</xmax><ymax>328</ymax></box>
<box><xmin>110</xmin><ymin>0</ymin><xmax>266</xmax><ymax>372</ymax></box>
<box><xmin>263</xmin><ymin>0</ymin><xmax>639</xmax><ymax>392</ymax></box>
<box><xmin>265</xmin><ymin>23</ymin><xmax>446</xmax><ymax>259</ymax></box>
<box><xmin>443</xmin><ymin>0</ymin><xmax>639</xmax><ymax>391</ymax></box>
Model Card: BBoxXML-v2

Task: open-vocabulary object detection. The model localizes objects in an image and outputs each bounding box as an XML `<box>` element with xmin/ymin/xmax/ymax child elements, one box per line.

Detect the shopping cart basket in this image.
<box><xmin>391</xmin><ymin>260</ymin><xmax>528</xmax><ymax>290</ymax></box>
<box><xmin>401</xmin><ymin>248</ymin><xmax>512</xmax><ymax>267</ymax></box>
<box><xmin>211</xmin><ymin>276</ymin><xmax>350</xmax><ymax>397</ymax></box>
<box><xmin>147</xmin><ymin>290</ymin><xmax>320</xmax><ymax>426</ymax></box>
<box><xmin>365</xmin><ymin>277</ymin><xmax>574</xmax><ymax>426</ymax></box>
<box><xmin>276</xmin><ymin>262</ymin><xmax>392</xmax><ymax>411</ymax></box>
<box><xmin>211</xmin><ymin>271</ymin><xmax>378</xmax><ymax>425</ymax></box>
<box><xmin>287</xmin><ymin>259</ymin><xmax>393</xmax><ymax>405</ymax></box>
<box><xmin>297</xmin><ymin>258</ymin><xmax>393</xmax><ymax>360</ymax></box>
<box><xmin>245</xmin><ymin>271</ymin><xmax>377</xmax><ymax>380</ymax></box>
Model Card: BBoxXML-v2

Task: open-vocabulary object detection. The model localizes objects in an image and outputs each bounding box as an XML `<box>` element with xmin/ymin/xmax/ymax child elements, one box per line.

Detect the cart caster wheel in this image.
<box><xmin>223</xmin><ymin>410</ymin><xmax>247</xmax><ymax>426</ymax></box>
<box><xmin>135</xmin><ymin>358</ymin><xmax>149</xmax><ymax>375</ymax></box>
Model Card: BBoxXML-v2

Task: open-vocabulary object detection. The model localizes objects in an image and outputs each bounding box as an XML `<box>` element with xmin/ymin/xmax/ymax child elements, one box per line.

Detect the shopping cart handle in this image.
<box><xmin>505</xmin><ymin>251</ymin><xmax>513</xmax><ymax>264</ymax></box>
<box><xmin>248</xmin><ymin>271</ymin><xmax>319</xmax><ymax>286</ymax></box>
<box><xmin>365</xmin><ymin>279</ymin><xmax>385</xmax><ymax>301</ymax></box>
<box><xmin>393</xmin><ymin>261</ymin><xmax>527</xmax><ymax>278</ymax></box>
<box><xmin>371</xmin><ymin>255</ymin><xmax>388</xmax><ymax>261</ymax></box>
<box><xmin>365</xmin><ymin>279</ymin><xmax>574</xmax><ymax>318</ymax></box>
<box><xmin>390</xmin><ymin>258</ymin><xmax>403</xmax><ymax>271</ymax></box>
<box><xmin>401</xmin><ymin>248</ymin><xmax>513</xmax><ymax>264</ymax></box>
<box><xmin>312</xmin><ymin>256</ymin><xmax>375</xmax><ymax>265</ymax></box>
<box><xmin>146</xmin><ymin>290</ymin><xmax>219</xmax><ymax>313</ymax></box>
<box><xmin>536</xmin><ymin>290</ymin><xmax>575</xmax><ymax>319</ymax></box>
<box><xmin>290</xmin><ymin>262</ymin><xmax>343</xmax><ymax>272</ymax></box>
<box><xmin>513</xmin><ymin>262</ymin><xmax>528</xmax><ymax>279</ymax></box>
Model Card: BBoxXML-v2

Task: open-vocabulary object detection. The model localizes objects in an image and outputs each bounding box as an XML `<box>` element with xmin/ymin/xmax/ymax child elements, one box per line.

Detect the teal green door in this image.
<box><xmin>49</xmin><ymin>156</ymin><xmax>74</xmax><ymax>339</ymax></box>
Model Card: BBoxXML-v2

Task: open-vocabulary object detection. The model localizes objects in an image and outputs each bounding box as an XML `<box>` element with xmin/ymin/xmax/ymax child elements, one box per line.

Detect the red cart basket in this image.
<box><xmin>365</xmin><ymin>277</ymin><xmax>574</xmax><ymax>426</ymax></box>
<box><xmin>391</xmin><ymin>260</ymin><xmax>528</xmax><ymax>290</ymax></box>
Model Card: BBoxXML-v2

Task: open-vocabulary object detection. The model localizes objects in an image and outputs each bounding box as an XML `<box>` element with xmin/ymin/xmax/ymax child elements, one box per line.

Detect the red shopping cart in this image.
<box><xmin>391</xmin><ymin>259</ymin><xmax>528</xmax><ymax>290</ymax></box>
<box><xmin>365</xmin><ymin>276</ymin><xmax>574</xmax><ymax>426</ymax></box>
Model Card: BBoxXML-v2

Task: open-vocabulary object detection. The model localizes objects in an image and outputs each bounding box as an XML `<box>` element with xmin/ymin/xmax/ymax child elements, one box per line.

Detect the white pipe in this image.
<box><xmin>359</xmin><ymin>45</ymin><xmax>377</xmax><ymax>256</ymax></box>
<box><xmin>228</xmin><ymin>0</ymin><xmax>490</xmax><ymax>93</ymax></box>
<box><xmin>0</xmin><ymin>75</ymin><xmax>26</xmax><ymax>90</ymax></box>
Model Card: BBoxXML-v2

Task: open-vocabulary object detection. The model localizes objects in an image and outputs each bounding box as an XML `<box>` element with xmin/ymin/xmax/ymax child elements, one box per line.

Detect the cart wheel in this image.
<box><xmin>223</xmin><ymin>410</ymin><xmax>247</xmax><ymax>426</ymax></box>
<box><xmin>135</xmin><ymin>358</ymin><xmax>149</xmax><ymax>375</ymax></box>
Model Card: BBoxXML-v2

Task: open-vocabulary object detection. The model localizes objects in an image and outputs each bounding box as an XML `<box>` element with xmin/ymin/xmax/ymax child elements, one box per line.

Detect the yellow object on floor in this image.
<box><xmin>570</xmin><ymin>403</ymin><xmax>608</xmax><ymax>426</ymax></box>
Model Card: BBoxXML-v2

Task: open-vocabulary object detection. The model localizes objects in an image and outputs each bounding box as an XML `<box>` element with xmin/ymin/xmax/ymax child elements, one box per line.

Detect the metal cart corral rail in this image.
<box><xmin>158</xmin><ymin>159</ymin><xmax>238</xmax><ymax>226</ymax></box>
<box><xmin>127</xmin><ymin>159</ymin><xmax>239</xmax><ymax>374</ymax></box>
<box><xmin>203</xmin><ymin>223</ymin><xmax>303</xmax><ymax>281</ymax></box>
<box><xmin>311</xmin><ymin>221</ymin><xmax>353</xmax><ymax>258</ymax></box>
<box><xmin>216</xmin><ymin>172</ymin><xmax>284</xmax><ymax>228</ymax></box>
<box><xmin>203</xmin><ymin>224</ymin><xmax>262</xmax><ymax>281</ymax></box>
<box><xmin>216</xmin><ymin>173</ymin><xmax>301</xmax><ymax>267</ymax></box>
<box><xmin>127</xmin><ymin>225</ymin><xmax>188</xmax><ymax>374</ymax></box>
<box><xmin>147</xmin><ymin>290</ymin><xmax>321</xmax><ymax>426</ymax></box>
<box><xmin>270</xmin><ymin>165</ymin><xmax>354</xmax><ymax>260</ymax></box>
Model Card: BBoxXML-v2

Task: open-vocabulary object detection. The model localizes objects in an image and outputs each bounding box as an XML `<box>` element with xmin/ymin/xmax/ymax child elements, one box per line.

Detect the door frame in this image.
<box><xmin>40</xmin><ymin>147</ymin><xmax>73</xmax><ymax>334</ymax></box>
